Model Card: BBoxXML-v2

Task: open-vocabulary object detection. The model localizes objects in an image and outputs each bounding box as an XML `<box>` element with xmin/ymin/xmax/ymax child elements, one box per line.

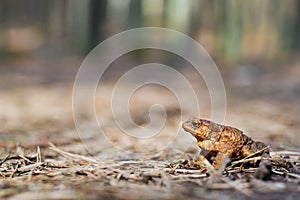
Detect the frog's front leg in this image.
<box><xmin>200</xmin><ymin>141</ymin><xmax>233</xmax><ymax>170</ymax></box>
<box><xmin>193</xmin><ymin>154</ymin><xmax>206</xmax><ymax>166</ymax></box>
<box><xmin>193</xmin><ymin>154</ymin><xmax>230</xmax><ymax>170</ymax></box>
<box><xmin>196</xmin><ymin>140</ymin><xmax>223</xmax><ymax>167</ymax></box>
<box><xmin>201</xmin><ymin>149</ymin><xmax>217</xmax><ymax>161</ymax></box>
<box><xmin>212</xmin><ymin>151</ymin><xmax>231</xmax><ymax>169</ymax></box>
<box><xmin>186</xmin><ymin>153</ymin><xmax>207</xmax><ymax>173</ymax></box>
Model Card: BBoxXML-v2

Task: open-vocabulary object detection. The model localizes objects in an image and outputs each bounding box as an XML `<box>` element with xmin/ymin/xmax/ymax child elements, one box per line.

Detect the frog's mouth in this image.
<box><xmin>182</xmin><ymin>120</ymin><xmax>191</xmax><ymax>130</ymax></box>
<box><xmin>183</xmin><ymin>127</ymin><xmax>196</xmax><ymax>136</ymax></box>
<box><xmin>182</xmin><ymin>120</ymin><xmax>206</xmax><ymax>141</ymax></box>
<box><xmin>182</xmin><ymin>121</ymin><xmax>198</xmax><ymax>136</ymax></box>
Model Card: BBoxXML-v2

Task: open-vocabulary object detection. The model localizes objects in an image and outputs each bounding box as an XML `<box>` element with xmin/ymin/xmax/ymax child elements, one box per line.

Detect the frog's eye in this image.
<box><xmin>192</xmin><ymin>120</ymin><xmax>202</xmax><ymax>127</ymax></box>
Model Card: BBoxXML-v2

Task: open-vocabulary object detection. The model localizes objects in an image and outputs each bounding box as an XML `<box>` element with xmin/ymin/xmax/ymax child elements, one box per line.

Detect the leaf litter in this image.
<box><xmin>0</xmin><ymin>141</ymin><xmax>299</xmax><ymax>199</ymax></box>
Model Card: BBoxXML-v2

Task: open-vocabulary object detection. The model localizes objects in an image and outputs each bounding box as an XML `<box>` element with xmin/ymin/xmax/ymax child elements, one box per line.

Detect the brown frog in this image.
<box><xmin>182</xmin><ymin>117</ymin><xmax>269</xmax><ymax>170</ymax></box>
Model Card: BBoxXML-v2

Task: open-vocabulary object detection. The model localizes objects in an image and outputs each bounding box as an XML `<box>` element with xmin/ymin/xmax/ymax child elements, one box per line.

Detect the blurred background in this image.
<box><xmin>1</xmin><ymin>0</ymin><xmax>299</xmax><ymax>78</ymax></box>
<box><xmin>0</xmin><ymin>0</ymin><xmax>300</xmax><ymax>149</ymax></box>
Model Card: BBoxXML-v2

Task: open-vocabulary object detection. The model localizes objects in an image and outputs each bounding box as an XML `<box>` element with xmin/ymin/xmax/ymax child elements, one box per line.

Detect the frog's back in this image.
<box><xmin>241</xmin><ymin>140</ymin><xmax>268</xmax><ymax>157</ymax></box>
<box><xmin>219</xmin><ymin>126</ymin><xmax>251</xmax><ymax>156</ymax></box>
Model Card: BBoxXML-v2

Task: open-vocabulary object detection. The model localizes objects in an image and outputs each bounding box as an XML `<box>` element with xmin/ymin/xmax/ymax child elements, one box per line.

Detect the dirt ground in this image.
<box><xmin>0</xmin><ymin>57</ymin><xmax>300</xmax><ymax>199</ymax></box>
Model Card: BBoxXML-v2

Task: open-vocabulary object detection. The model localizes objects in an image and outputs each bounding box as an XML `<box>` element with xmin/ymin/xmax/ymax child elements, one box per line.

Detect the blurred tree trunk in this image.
<box><xmin>218</xmin><ymin>0</ymin><xmax>243</xmax><ymax>63</ymax></box>
<box><xmin>128</xmin><ymin>0</ymin><xmax>143</xmax><ymax>28</ymax></box>
<box><xmin>88</xmin><ymin>0</ymin><xmax>108</xmax><ymax>51</ymax></box>
<box><xmin>165</xmin><ymin>0</ymin><xmax>192</xmax><ymax>32</ymax></box>
<box><xmin>46</xmin><ymin>1</ymin><xmax>67</xmax><ymax>42</ymax></box>
<box><xmin>292</xmin><ymin>0</ymin><xmax>300</xmax><ymax>50</ymax></box>
<box><xmin>68</xmin><ymin>0</ymin><xmax>90</xmax><ymax>54</ymax></box>
<box><xmin>68</xmin><ymin>0</ymin><xmax>108</xmax><ymax>54</ymax></box>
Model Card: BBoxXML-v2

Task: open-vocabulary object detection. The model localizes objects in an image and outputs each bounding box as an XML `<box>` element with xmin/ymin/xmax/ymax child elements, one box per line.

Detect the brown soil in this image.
<box><xmin>0</xmin><ymin>57</ymin><xmax>299</xmax><ymax>199</ymax></box>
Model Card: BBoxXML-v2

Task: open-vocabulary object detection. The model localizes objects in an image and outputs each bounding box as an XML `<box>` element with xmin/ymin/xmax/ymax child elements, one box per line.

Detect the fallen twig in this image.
<box><xmin>0</xmin><ymin>153</ymin><xmax>10</xmax><ymax>165</ymax></box>
<box><xmin>270</xmin><ymin>151</ymin><xmax>300</xmax><ymax>157</ymax></box>
<box><xmin>17</xmin><ymin>162</ymin><xmax>43</xmax><ymax>172</ymax></box>
<box><xmin>48</xmin><ymin>143</ymin><xmax>100</xmax><ymax>164</ymax></box>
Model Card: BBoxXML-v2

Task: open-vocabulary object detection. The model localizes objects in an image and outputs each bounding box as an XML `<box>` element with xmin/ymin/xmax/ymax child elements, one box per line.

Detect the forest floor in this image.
<box><xmin>0</xmin><ymin>57</ymin><xmax>300</xmax><ymax>199</ymax></box>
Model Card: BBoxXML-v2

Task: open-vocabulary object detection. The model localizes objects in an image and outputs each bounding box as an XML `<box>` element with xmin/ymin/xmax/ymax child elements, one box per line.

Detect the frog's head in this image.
<box><xmin>182</xmin><ymin>117</ymin><xmax>212</xmax><ymax>141</ymax></box>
